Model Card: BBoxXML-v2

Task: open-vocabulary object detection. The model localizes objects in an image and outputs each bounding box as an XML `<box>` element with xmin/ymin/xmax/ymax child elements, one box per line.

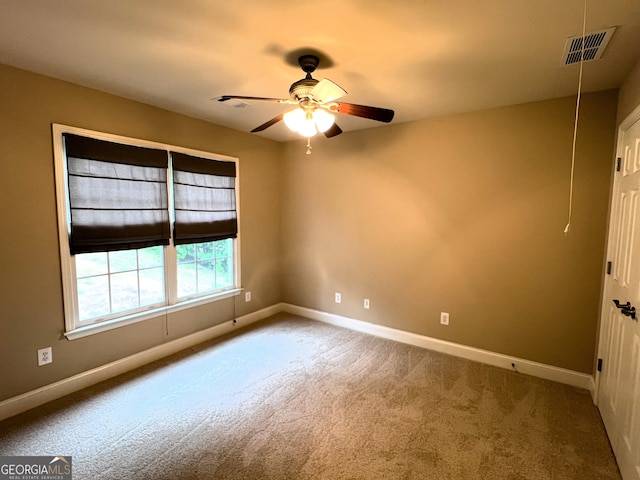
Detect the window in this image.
<box><xmin>53</xmin><ymin>125</ymin><xmax>240</xmax><ymax>338</ymax></box>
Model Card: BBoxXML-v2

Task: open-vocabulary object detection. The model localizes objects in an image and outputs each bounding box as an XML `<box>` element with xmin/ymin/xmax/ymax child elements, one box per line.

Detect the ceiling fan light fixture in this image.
<box><xmin>298</xmin><ymin>114</ymin><xmax>318</xmax><ymax>137</ymax></box>
<box><xmin>283</xmin><ymin>108</ymin><xmax>305</xmax><ymax>131</ymax></box>
<box><xmin>313</xmin><ymin>108</ymin><xmax>335</xmax><ymax>133</ymax></box>
<box><xmin>284</xmin><ymin>108</ymin><xmax>316</xmax><ymax>136</ymax></box>
<box><xmin>283</xmin><ymin>107</ymin><xmax>335</xmax><ymax>137</ymax></box>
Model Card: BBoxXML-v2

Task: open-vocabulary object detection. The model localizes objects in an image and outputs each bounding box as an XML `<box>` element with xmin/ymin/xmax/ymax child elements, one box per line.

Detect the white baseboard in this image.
<box><xmin>282</xmin><ymin>304</ymin><xmax>595</xmax><ymax>392</ymax></box>
<box><xmin>1</xmin><ymin>302</ymin><xmax>595</xmax><ymax>422</ymax></box>
<box><xmin>0</xmin><ymin>304</ymin><xmax>280</xmax><ymax>422</ymax></box>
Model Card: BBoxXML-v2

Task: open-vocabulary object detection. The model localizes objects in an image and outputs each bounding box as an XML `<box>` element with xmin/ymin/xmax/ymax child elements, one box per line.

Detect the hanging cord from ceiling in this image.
<box><xmin>564</xmin><ymin>0</ymin><xmax>588</xmax><ymax>236</ymax></box>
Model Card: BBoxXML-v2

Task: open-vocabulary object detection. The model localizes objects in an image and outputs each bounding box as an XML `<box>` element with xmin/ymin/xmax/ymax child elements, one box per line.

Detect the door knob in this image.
<box><xmin>613</xmin><ymin>299</ymin><xmax>637</xmax><ymax>320</ymax></box>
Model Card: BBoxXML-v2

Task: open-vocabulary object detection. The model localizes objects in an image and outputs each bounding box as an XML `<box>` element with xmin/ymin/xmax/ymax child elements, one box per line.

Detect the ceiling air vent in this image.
<box><xmin>561</xmin><ymin>27</ymin><xmax>616</xmax><ymax>65</ymax></box>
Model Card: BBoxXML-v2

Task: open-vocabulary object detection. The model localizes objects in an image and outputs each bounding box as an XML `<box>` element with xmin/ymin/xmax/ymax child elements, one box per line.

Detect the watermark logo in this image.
<box><xmin>0</xmin><ymin>456</ymin><xmax>72</xmax><ymax>480</ymax></box>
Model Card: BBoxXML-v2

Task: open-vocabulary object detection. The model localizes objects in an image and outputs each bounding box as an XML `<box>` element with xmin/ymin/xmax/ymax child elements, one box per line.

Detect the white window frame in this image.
<box><xmin>53</xmin><ymin>124</ymin><xmax>241</xmax><ymax>339</ymax></box>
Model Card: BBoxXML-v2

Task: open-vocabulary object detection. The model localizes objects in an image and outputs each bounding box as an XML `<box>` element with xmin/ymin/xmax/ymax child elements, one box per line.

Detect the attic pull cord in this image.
<box><xmin>564</xmin><ymin>0</ymin><xmax>587</xmax><ymax>236</ymax></box>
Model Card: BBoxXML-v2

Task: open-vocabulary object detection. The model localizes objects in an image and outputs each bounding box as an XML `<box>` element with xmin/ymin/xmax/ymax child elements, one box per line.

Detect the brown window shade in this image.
<box><xmin>64</xmin><ymin>134</ymin><xmax>170</xmax><ymax>254</ymax></box>
<box><xmin>171</xmin><ymin>152</ymin><xmax>237</xmax><ymax>245</ymax></box>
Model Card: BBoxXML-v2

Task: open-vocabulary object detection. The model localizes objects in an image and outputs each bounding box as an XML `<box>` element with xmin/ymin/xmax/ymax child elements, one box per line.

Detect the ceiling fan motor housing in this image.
<box><xmin>289</xmin><ymin>77</ymin><xmax>320</xmax><ymax>101</ymax></box>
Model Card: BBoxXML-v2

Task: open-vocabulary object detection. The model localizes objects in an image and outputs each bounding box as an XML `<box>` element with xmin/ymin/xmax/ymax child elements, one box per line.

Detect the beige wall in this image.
<box><xmin>618</xmin><ymin>58</ymin><xmax>640</xmax><ymax>124</ymax></box>
<box><xmin>0</xmin><ymin>64</ymin><xmax>283</xmax><ymax>401</ymax></box>
<box><xmin>281</xmin><ymin>90</ymin><xmax>618</xmax><ymax>374</ymax></box>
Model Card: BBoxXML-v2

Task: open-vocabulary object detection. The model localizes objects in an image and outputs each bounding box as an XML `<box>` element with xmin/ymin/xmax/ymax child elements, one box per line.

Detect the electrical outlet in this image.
<box><xmin>38</xmin><ymin>347</ymin><xmax>52</xmax><ymax>366</ymax></box>
<box><xmin>364</xmin><ymin>298</ymin><xmax>370</xmax><ymax>309</ymax></box>
<box><xmin>335</xmin><ymin>292</ymin><xmax>342</xmax><ymax>303</ymax></box>
<box><xmin>245</xmin><ymin>291</ymin><xmax>252</xmax><ymax>302</ymax></box>
<box><xmin>440</xmin><ymin>312</ymin><xmax>450</xmax><ymax>326</ymax></box>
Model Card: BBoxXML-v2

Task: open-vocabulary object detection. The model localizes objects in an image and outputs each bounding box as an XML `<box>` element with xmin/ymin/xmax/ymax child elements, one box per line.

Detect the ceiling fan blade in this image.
<box><xmin>217</xmin><ymin>95</ymin><xmax>293</xmax><ymax>104</ymax></box>
<box><xmin>324</xmin><ymin>123</ymin><xmax>343</xmax><ymax>138</ymax></box>
<box><xmin>330</xmin><ymin>102</ymin><xmax>395</xmax><ymax>123</ymax></box>
<box><xmin>251</xmin><ymin>114</ymin><xmax>284</xmax><ymax>132</ymax></box>
<box><xmin>310</xmin><ymin>79</ymin><xmax>347</xmax><ymax>103</ymax></box>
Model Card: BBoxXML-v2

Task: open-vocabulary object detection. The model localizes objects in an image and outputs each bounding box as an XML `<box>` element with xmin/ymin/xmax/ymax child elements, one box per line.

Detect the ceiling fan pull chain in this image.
<box><xmin>306</xmin><ymin>137</ymin><xmax>312</xmax><ymax>155</ymax></box>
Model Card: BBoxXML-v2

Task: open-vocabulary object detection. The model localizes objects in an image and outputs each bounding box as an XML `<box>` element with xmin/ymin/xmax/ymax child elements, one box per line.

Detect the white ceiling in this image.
<box><xmin>1</xmin><ymin>0</ymin><xmax>639</xmax><ymax>142</ymax></box>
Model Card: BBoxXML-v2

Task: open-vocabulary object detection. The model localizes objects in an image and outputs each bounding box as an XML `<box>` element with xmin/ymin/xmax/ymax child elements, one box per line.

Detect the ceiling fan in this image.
<box><xmin>217</xmin><ymin>54</ymin><xmax>395</xmax><ymax>139</ymax></box>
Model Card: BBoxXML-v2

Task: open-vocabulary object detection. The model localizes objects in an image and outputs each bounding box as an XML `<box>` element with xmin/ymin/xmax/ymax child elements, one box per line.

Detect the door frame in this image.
<box><xmin>595</xmin><ymin>102</ymin><xmax>640</xmax><ymax>404</ymax></box>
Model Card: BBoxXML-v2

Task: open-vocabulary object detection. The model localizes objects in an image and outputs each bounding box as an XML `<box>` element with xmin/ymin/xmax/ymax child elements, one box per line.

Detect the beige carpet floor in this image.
<box><xmin>0</xmin><ymin>314</ymin><xmax>621</xmax><ymax>479</ymax></box>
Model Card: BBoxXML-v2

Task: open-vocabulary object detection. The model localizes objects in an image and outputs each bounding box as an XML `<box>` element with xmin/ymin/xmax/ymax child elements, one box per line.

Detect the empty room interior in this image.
<box><xmin>1</xmin><ymin>1</ymin><xmax>640</xmax><ymax>478</ymax></box>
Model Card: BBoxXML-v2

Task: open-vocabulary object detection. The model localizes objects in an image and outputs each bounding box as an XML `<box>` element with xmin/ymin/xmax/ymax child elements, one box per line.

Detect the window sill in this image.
<box><xmin>64</xmin><ymin>288</ymin><xmax>243</xmax><ymax>340</ymax></box>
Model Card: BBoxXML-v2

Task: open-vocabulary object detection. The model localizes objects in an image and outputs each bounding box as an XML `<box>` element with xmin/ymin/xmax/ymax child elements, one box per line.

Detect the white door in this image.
<box><xmin>598</xmin><ymin>112</ymin><xmax>640</xmax><ymax>480</ymax></box>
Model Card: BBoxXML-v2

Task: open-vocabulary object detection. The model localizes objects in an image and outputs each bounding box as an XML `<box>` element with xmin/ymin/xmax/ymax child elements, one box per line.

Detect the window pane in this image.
<box><xmin>197</xmin><ymin>260</ymin><xmax>215</xmax><ymax>291</ymax></box>
<box><xmin>76</xmin><ymin>252</ymin><xmax>108</xmax><ymax>278</ymax></box>
<box><xmin>177</xmin><ymin>263</ymin><xmax>197</xmax><ymax>298</ymax></box>
<box><xmin>138</xmin><ymin>246</ymin><xmax>163</xmax><ymax>269</ymax></box>
<box><xmin>109</xmin><ymin>250</ymin><xmax>138</xmax><ymax>273</ymax></box>
<box><xmin>139</xmin><ymin>267</ymin><xmax>165</xmax><ymax>305</ymax></box>
<box><xmin>216</xmin><ymin>257</ymin><xmax>233</xmax><ymax>288</ymax></box>
<box><xmin>177</xmin><ymin>244</ymin><xmax>195</xmax><ymax>264</ymax></box>
<box><xmin>110</xmin><ymin>271</ymin><xmax>139</xmax><ymax>313</ymax></box>
<box><xmin>77</xmin><ymin>275</ymin><xmax>110</xmax><ymax>321</ymax></box>
<box><xmin>215</xmin><ymin>239</ymin><xmax>231</xmax><ymax>258</ymax></box>
<box><xmin>197</xmin><ymin>242</ymin><xmax>215</xmax><ymax>260</ymax></box>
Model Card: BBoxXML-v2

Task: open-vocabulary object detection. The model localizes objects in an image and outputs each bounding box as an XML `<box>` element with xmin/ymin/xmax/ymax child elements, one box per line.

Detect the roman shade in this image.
<box><xmin>64</xmin><ymin>133</ymin><xmax>170</xmax><ymax>254</ymax></box>
<box><xmin>171</xmin><ymin>152</ymin><xmax>237</xmax><ymax>245</ymax></box>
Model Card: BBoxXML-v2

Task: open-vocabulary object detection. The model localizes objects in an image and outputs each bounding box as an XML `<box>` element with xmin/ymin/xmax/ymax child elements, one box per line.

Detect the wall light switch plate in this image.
<box><xmin>38</xmin><ymin>347</ymin><xmax>52</xmax><ymax>366</ymax></box>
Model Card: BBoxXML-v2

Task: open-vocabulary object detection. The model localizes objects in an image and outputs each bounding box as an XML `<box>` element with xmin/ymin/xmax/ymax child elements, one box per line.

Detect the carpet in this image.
<box><xmin>0</xmin><ymin>314</ymin><xmax>620</xmax><ymax>479</ymax></box>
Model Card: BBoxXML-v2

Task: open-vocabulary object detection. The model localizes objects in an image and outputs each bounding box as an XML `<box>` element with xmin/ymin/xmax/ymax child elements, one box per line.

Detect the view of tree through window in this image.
<box><xmin>177</xmin><ymin>239</ymin><xmax>233</xmax><ymax>298</ymax></box>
